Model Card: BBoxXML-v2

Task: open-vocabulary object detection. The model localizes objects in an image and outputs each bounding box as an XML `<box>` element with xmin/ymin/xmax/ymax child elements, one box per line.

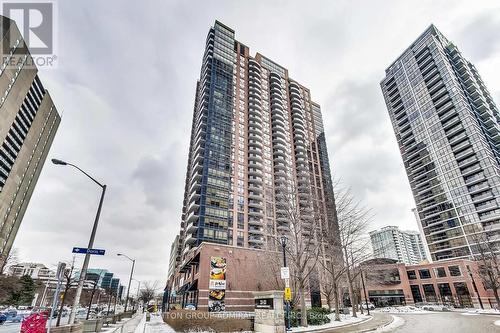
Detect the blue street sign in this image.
<box><xmin>72</xmin><ymin>247</ymin><xmax>106</xmax><ymax>255</ymax></box>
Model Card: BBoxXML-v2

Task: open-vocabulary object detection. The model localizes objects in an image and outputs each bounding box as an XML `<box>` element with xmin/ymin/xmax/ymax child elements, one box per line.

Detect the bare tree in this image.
<box><xmin>139</xmin><ymin>281</ymin><xmax>159</xmax><ymax>310</ymax></box>
<box><xmin>274</xmin><ymin>173</ymin><xmax>322</xmax><ymax>327</ymax></box>
<box><xmin>469</xmin><ymin>230</ymin><xmax>500</xmax><ymax>307</ymax></box>
<box><xmin>57</xmin><ymin>261</ymin><xmax>75</xmax><ymax>326</ymax></box>
<box><xmin>319</xmin><ymin>237</ymin><xmax>345</xmax><ymax>321</ymax></box>
<box><xmin>336</xmin><ymin>183</ymin><xmax>372</xmax><ymax>318</ymax></box>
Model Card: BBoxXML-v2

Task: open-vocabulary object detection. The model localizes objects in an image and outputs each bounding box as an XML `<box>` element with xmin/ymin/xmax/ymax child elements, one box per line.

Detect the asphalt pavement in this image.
<box><xmin>391</xmin><ymin>312</ymin><xmax>500</xmax><ymax>332</ymax></box>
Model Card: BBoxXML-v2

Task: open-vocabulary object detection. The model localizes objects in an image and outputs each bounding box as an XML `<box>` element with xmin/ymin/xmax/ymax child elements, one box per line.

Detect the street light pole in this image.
<box><xmin>52</xmin><ymin>158</ymin><xmax>107</xmax><ymax>325</ymax></box>
<box><xmin>117</xmin><ymin>253</ymin><xmax>135</xmax><ymax>313</ymax></box>
<box><xmin>279</xmin><ymin>236</ymin><xmax>291</xmax><ymax>331</ymax></box>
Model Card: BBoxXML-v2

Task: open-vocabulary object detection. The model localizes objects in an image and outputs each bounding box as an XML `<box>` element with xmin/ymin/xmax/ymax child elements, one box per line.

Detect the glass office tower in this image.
<box><xmin>381</xmin><ymin>25</ymin><xmax>500</xmax><ymax>261</ymax></box>
<box><xmin>171</xmin><ymin>21</ymin><xmax>338</xmax><ymax>271</ymax></box>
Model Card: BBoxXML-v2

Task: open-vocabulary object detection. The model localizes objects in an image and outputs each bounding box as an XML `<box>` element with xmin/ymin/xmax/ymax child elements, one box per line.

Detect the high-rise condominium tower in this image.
<box><xmin>370</xmin><ymin>226</ymin><xmax>428</xmax><ymax>265</ymax></box>
<box><xmin>0</xmin><ymin>16</ymin><xmax>61</xmax><ymax>270</ymax></box>
<box><xmin>381</xmin><ymin>25</ymin><xmax>500</xmax><ymax>261</ymax></box>
<box><xmin>171</xmin><ymin>21</ymin><xmax>337</xmax><ymax>273</ymax></box>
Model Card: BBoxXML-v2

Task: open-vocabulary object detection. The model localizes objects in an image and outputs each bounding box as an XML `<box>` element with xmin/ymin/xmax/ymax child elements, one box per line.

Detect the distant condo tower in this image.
<box><xmin>0</xmin><ymin>16</ymin><xmax>61</xmax><ymax>270</ymax></box>
<box><xmin>381</xmin><ymin>25</ymin><xmax>500</xmax><ymax>261</ymax></box>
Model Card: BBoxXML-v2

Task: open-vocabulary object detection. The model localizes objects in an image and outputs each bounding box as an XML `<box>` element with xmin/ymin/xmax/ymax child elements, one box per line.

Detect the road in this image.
<box><xmin>391</xmin><ymin>312</ymin><xmax>500</xmax><ymax>332</ymax></box>
<box><xmin>0</xmin><ymin>322</ymin><xmax>21</xmax><ymax>333</ymax></box>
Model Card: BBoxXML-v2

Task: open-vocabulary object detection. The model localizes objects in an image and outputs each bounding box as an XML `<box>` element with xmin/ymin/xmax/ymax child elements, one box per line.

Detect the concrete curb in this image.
<box><xmin>358</xmin><ymin>314</ymin><xmax>394</xmax><ymax>333</ymax></box>
<box><xmin>291</xmin><ymin>316</ymin><xmax>373</xmax><ymax>333</ymax></box>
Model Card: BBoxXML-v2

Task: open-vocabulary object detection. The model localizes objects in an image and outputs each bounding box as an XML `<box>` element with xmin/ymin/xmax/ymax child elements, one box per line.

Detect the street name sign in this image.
<box><xmin>72</xmin><ymin>247</ymin><xmax>105</xmax><ymax>255</ymax></box>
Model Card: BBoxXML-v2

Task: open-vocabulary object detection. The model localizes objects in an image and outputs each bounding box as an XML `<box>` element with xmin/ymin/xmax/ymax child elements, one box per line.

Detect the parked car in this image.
<box><xmin>361</xmin><ymin>302</ymin><xmax>376</xmax><ymax>310</ymax></box>
<box><xmin>0</xmin><ymin>313</ymin><xmax>7</xmax><ymax>325</ymax></box>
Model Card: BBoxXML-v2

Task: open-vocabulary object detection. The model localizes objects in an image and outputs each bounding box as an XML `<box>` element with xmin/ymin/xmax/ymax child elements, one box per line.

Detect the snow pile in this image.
<box><xmin>379</xmin><ymin>306</ymin><xmax>431</xmax><ymax>314</ymax></box>
<box><xmin>290</xmin><ymin>313</ymin><xmax>371</xmax><ymax>332</ymax></box>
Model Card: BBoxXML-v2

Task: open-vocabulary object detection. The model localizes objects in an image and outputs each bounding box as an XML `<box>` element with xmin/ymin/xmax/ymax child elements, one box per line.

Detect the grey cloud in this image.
<box><xmin>457</xmin><ymin>13</ymin><xmax>500</xmax><ymax>61</ymax></box>
<box><xmin>10</xmin><ymin>0</ymin><xmax>500</xmax><ymax>284</ymax></box>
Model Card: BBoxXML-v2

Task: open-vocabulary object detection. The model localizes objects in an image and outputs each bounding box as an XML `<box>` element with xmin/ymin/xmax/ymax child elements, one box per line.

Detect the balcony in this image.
<box><xmin>184</xmin><ymin>233</ymin><xmax>197</xmax><ymax>245</ymax></box>
<box><xmin>248</xmin><ymin>217</ymin><xmax>264</xmax><ymax>225</ymax></box>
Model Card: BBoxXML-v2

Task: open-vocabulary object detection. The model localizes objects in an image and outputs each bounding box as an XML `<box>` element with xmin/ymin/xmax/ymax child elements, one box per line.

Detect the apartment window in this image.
<box><xmin>448</xmin><ymin>265</ymin><xmax>461</xmax><ymax>276</ymax></box>
<box><xmin>407</xmin><ymin>270</ymin><xmax>417</xmax><ymax>280</ymax></box>
<box><xmin>237</xmin><ymin>231</ymin><xmax>244</xmax><ymax>247</ymax></box>
<box><xmin>434</xmin><ymin>267</ymin><xmax>446</xmax><ymax>278</ymax></box>
<box><xmin>418</xmin><ymin>269</ymin><xmax>431</xmax><ymax>279</ymax></box>
<box><xmin>237</xmin><ymin>212</ymin><xmax>244</xmax><ymax>229</ymax></box>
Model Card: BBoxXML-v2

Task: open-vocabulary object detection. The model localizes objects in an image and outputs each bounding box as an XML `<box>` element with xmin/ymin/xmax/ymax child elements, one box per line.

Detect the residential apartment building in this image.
<box><xmin>0</xmin><ymin>15</ymin><xmax>61</xmax><ymax>270</ymax></box>
<box><xmin>370</xmin><ymin>226</ymin><xmax>428</xmax><ymax>265</ymax></box>
<box><xmin>381</xmin><ymin>25</ymin><xmax>500</xmax><ymax>261</ymax></box>
<box><xmin>168</xmin><ymin>21</ymin><xmax>338</xmax><ymax>310</ymax></box>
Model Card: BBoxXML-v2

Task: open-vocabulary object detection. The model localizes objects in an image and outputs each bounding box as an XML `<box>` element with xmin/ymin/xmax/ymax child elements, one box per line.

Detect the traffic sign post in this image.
<box><xmin>284</xmin><ymin>287</ymin><xmax>292</xmax><ymax>301</ymax></box>
<box><xmin>72</xmin><ymin>247</ymin><xmax>105</xmax><ymax>255</ymax></box>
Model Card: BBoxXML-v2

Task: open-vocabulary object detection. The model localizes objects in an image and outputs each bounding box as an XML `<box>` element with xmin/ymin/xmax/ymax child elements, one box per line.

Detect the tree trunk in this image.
<box><xmin>493</xmin><ymin>287</ymin><xmax>500</xmax><ymax>308</ymax></box>
<box><xmin>56</xmin><ymin>285</ymin><xmax>70</xmax><ymax>326</ymax></box>
<box><xmin>333</xmin><ymin>282</ymin><xmax>340</xmax><ymax>321</ymax></box>
<box><xmin>300</xmin><ymin>287</ymin><xmax>308</xmax><ymax>327</ymax></box>
<box><xmin>343</xmin><ymin>248</ymin><xmax>357</xmax><ymax>318</ymax></box>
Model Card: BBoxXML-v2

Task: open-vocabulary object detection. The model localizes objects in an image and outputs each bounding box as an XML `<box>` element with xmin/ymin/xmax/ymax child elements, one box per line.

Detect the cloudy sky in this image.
<box><xmin>9</xmin><ymin>0</ymin><xmax>500</xmax><ymax>287</ymax></box>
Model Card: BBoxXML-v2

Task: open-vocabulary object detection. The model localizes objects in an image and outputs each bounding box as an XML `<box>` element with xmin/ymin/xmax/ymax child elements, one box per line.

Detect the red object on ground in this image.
<box><xmin>21</xmin><ymin>312</ymin><xmax>48</xmax><ymax>333</ymax></box>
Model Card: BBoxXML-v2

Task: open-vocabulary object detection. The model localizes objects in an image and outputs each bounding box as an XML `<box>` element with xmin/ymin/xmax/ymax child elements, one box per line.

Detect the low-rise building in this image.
<box><xmin>9</xmin><ymin>262</ymin><xmax>55</xmax><ymax>281</ymax></box>
<box><xmin>166</xmin><ymin>242</ymin><xmax>324</xmax><ymax>311</ymax></box>
<box><xmin>361</xmin><ymin>258</ymin><xmax>496</xmax><ymax>309</ymax></box>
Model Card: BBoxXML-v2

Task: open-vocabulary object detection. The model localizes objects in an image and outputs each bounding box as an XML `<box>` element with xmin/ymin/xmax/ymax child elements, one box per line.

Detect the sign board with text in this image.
<box><xmin>280</xmin><ymin>267</ymin><xmax>290</xmax><ymax>279</ymax></box>
<box><xmin>255</xmin><ymin>298</ymin><xmax>274</xmax><ymax>309</ymax></box>
<box><xmin>209</xmin><ymin>257</ymin><xmax>226</xmax><ymax>312</ymax></box>
<box><xmin>72</xmin><ymin>247</ymin><xmax>105</xmax><ymax>255</ymax></box>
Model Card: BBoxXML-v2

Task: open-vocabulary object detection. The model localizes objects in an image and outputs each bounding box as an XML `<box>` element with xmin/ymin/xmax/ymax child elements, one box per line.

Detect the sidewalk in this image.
<box><xmin>322</xmin><ymin>312</ymin><xmax>393</xmax><ymax>333</ymax></box>
<box><xmin>143</xmin><ymin>313</ymin><xmax>175</xmax><ymax>333</ymax></box>
<box><xmin>101</xmin><ymin>313</ymin><xmax>144</xmax><ymax>333</ymax></box>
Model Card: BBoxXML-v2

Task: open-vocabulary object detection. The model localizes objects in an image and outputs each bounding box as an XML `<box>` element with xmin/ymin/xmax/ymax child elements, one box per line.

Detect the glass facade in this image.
<box><xmin>381</xmin><ymin>25</ymin><xmax>500</xmax><ymax>261</ymax></box>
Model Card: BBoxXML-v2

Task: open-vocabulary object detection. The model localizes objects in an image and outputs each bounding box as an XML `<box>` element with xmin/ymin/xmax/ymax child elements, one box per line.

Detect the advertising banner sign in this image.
<box><xmin>208</xmin><ymin>256</ymin><xmax>226</xmax><ymax>312</ymax></box>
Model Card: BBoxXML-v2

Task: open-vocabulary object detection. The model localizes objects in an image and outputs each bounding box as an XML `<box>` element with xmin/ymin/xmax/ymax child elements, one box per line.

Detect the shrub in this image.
<box><xmin>289</xmin><ymin>307</ymin><xmax>331</xmax><ymax>327</ymax></box>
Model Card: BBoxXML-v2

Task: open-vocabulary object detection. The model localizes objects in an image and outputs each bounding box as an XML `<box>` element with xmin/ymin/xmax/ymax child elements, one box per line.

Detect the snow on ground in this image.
<box><xmin>461</xmin><ymin>308</ymin><xmax>500</xmax><ymax>315</ymax></box>
<box><xmin>145</xmin><ymin>313</ymin><xmax>176</xmax><ymax>333</ymax></box>
<box><xmin>290</xmin><ymin>313</ymin><xmax>371</xmax><ymax>332</ymax></box>
<box><xmin>372</xmin><ymin>315</ymin><xmax>404</xmax><ymax>332</ymax></box>
<box><xmin>494</xmin><ymin>320</ymin><xmax>500</xmax><ymax>327</ymax></box>
<box><xmin>378</xmin><ymin>306</ymin><xmax>432</xmax><ymax>314</ymax></box>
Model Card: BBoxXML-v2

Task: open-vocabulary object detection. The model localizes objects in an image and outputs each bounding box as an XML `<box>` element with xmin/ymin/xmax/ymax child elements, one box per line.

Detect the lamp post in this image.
<box><xmin>132</xmin><ymin>278</ymin><xmax>141</xmax><ymax>311</ymax></box>
<box><xmin>117</xmin><ymin>253</ymin><xmax>135</xmax><ymax>313</ymax></box>
<box><xmin>52</xmin><ymin>158</ymin><xmax>107</xmax><ymax>324</ymax></box>
<box><xmin>279</xmin><ymin>235</ymin><xmax>291</xmax><ymax>331</ymax></box>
